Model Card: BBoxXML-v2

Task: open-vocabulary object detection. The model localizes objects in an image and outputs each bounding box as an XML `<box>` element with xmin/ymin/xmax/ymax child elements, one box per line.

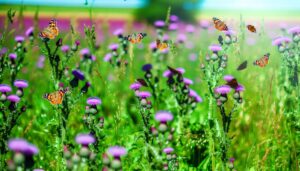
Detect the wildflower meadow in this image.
<box><xmin>0</xmin><ymin>0</ymin><xmax>299</xmax><ymax>170</ymax></box>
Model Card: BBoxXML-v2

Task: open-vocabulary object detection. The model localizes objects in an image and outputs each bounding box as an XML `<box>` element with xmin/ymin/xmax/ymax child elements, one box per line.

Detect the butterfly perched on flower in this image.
<box><xmin>126</xmin><ymin>33</ymin><xmax>147</xmax><ymax>44</ymax></box>
<box><xmin>43</xmin><ymin>88</ymin><xmax>68</xmax><ymax>105</ymax></box>
<box><xmin>247</xmin><ymin>25</ymin><xmax>256</xmax><ymax>33</ymax></box>
<box><xmin>253</xmin><ymin>53</ymin><xmax>270</xmax><ymax>67</ymax></box>
<box><xmin>156</xmin><ymin>39</ymin><xmax>169</xmax><ymax>51</ymax></box>
<box><xmin>39</xmin><ymin>19</ymin><xmax>59</xmax><ymax>40</ymax></box>
<box><xmin>212</xmin><ymin>17</ymin><xmax>228</xmax><ymax>31</ymax></box>
<box><xmin>226</xmin><ymin>78</ymin><xmax>239</xmax><ymax>89</ymax></box>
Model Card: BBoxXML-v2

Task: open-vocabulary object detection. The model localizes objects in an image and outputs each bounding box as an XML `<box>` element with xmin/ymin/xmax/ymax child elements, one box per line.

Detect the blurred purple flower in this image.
<box><xmin>186</xmin><ymin>25</ymin><xmax>195</xmax><ymax>33</ymax></box>
<box><xmin>80</xmin><ymin>48</ymin><xmax>90</xmax><ymax>56</ymax></box>
<box><xmin>215</xmin><ymin>85</ymin><xmax>231</xmax><ymax>94</ymax></box>
<box><xmin>87</xmin><ymin>97</ymin><xmax>102</xmax><ymax>106</ymax></box>
<box><xmin>272</xmin><ymin>37</ymin><xmax>292</xmax><ymax>46</ymax></box>
<box><xmin>209</xmin><ymin>44</ymin><xmax>222</xmax><ymax>52</ymax></box>
<box><xmin>163</xmin><ymin>147</ymin><xmax>174</xmax><ymax>154</ymax></box>
<box><xmin>223</xmin><ymin>75</ymin><xmax>235</xmax><ymax>82</ymax></box>
<box><xmin>0</xmin><ymin>47</ymin><xmax>7</xmax><ymax>56</ymax></box>
<box><xmin>91</xmin><ymin>55</ymin><xmax>96</xmax><ymax>61</ymax></box>
<box><xmin>109</xmin><ymin>44</ymin><xmax>119</xmax><ymax>51</ymax></box>
<box><xmin>288</xmin><ymin>26</ymin><xmax>300</xmax><ymax>35</ymax></box>
<box><xmin>0</xmin><ymin>84</ymin><xmax>12</xmax><ymax>93</ymax></box>
<box><xmin>189</xmin><ymin>89</ymin><xmax>203</xmax><ymax>103</ymax></box>
<box><xmin>14</xmin><ymin>80</ymin><xmax>28</xmax><ymax>88</ymax></box>
<box><xmin>149</xmin><ymin>41</ymin><xmax>157</xmax><ymax>50</ymax></box>
<box><xmin>7</xmin><ymin>95</ymin><xmax>20</xmax><ymax>103</ymax></box>
<box><xmin>169</xmin><ymin>23</ymin><xmax>178</xmax><ymax>31</ymax></box>
<box><xmin>223</xmin><ymin>30</ymin><xmax>235</xmax><ymax>36</ymax></box>
<box><xmin>177</xmin><ymin>34</ymin><xmax>186</xmax><ymax>43</ymax></box>
<box><xmin>108</xmin><ymin>146</ymin><xmax>127</xmax><ymax>158</ymax></box>
<box><xmin>75</xmin><ymin>133</ymin><xmax>95</xmax><ymax>146</ymax></box>
<box><xmin>170</xmin><ymin>15</ymin><xmax>179</xmax><ymax>23</ymax></box>
<box><xmin>104</xmin><ymin>53</ymin><xmax>112</xmax><ymax>62</ymax></box>
<box><xmin>137</xmin><ymin>91</ymin><xmax>151</xmax><ymax>99</ymax></box>
<box><xmin>199</xmin><ymin>20</ymin><xmax>210</xmax><ymax>29</ymax></box>
<box><xmin>72</xmin><ymin>70</ymin><xmax>85</xmax><ymax>80</ymax></box>
<box><xmin>189</xmin><ymin>53</ymin><xmax>197</xmax><ymax>61</ymax></box>
<box><xmin>142</xmin><ymin>64</ymin><xmax>152</xmax><ymax>72</ymax></box>
<box><xmin>183</xmin><ymin>78</ymin><xmax>193</xmax><ymax>85</ymax></box>
<box><xmin>25</xmin><ymin>27</ymin><xmax>34</xmax><ymax>37</ymax></box>
<box><xmin>113</xmin><ymin>28</ymin><xmax>123</xmax><ymax>36</ymax></box>
<box><xmin>235</xmin><ymin>84</ymin><xmax>245</xmax><ymax>92</ymax></box>
<box><xmin>75</xmin><ymin>40</ymin><xmax>80</xmax><ymax>46</ymax></box>
<box><xmin>154</xmin><ymin>20</ymin><xmax>165</xmax><ymax>28</ymax></box>
<box><xmin>36</xmin><ymin>55</ymin><xmax>45</xmax><ymax>68</ymax></box>
<box><xmin>130</xmin><ymin>82</ymin><xmax>142</xmax><ymax>90</ymax></box>
<box><xmin>61</xmin><ymin>45</ymin><xmax>70</xmax><ymax>53</ymax></box>
<box><xmin>155</xmin><ymin>111</ymin><xmax>173</xmax><ymax>123</ymax></box>
<box><xmin>163</xmin><ymin>34</ymin><xmax>169</xmax><ymax>41</ymax></box>
<box><xmin>9</xmin><ymin>53</ymin><xmax>17</xmax><ymax>60</ymax></box>
<box><xmin>8</xmin><ymin>139</ymin><xmax>39</xmax><ymax>155</ymax></box>
<box><xmin>15</xmin><ymin>36</ymin><xmax>25</xmax><ymax>42</ymax></box>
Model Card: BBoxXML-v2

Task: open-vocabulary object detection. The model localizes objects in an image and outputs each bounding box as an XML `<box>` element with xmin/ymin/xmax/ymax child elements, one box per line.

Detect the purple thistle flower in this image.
<box><xmin>189</xmin><ymin>89</ymin><xmax>203</xmax><ymax>103</ymax></box>
<box><xmin>0</xmin><ymin>84</ymin><xmax>12</xmax><ymax>93</ymax></box>
<box><xmin>163</xmin><ymin>147</ymin><xmax>174</xmax><ymax>154</ymax></box>
<box><xmin>272</xmin><ymin>37</ymin><xmax>292</xmax><ymax>46</ymax></box>
<box><xmin>8</xmin><ymin>139</ymin><xmax>39</xmax><ymax>155</ymax></box>
<box><xmin>169</xmin><ymin>23</ymin><xmax>178</xmax><ymax>31</ymax></box>
<box><xmin>87</xmin><ymin>97</ymin><xmax>102</xmax><ymax>106</ymax></box>
<box><xmin>155</xmin><ymin>111</ymin><xmax>173</xmax><ymax>123</ymax></box>
<box><xmin>209</xmin><ymin>44</ymin><xmax>222</xmax><ymax>52</ymax></box>
<box><xmin>170</xmin><ymin>15</ymin><xmax>179</xmax><ymax>23</ymax></box>
<box><xmin>9</xmin><ymin>53</ymin><xmax>17</xmax><ymax>60</ymax></box>
<box><xmin>109</xmin><ymin>44</ymin><xmax>119</xmax><ymax>51</ymax></box>
<box><xmin>75</xmin><ymin>133</ymin><xmax>95</xmax><ymax>146</ymax></box>
<box><xmin>113</xmin><ymin>28</ymin><xmax>123</xmax><ymax>36</ymax></box>
<box><xmin>80</xmin><ymin>48</ymin><xmax>90</xmax><ymax>56</ymax></box>
<box><xmin>130</xmin><ymin>82</ymin><xmax>142</xmax><ymax>90</ymax></box>
<box><xmin>7</xmin><ymin>95</ymin><xmax>20</xmax><ymax>103</ymax></box>
<box><xmin>223</xmin><ymin>30</ymin><xmax>235</xmax><ymax>36</ymax></box>
<box><xmin>75</xmin><ymin>40</ymin><xmax>80</xmax><ymax>46</ymax></box>
<box><xmin>25</xmin><ymin>27</ymin><xmax>34</xmax><ymax>37</ymax></box>
<box><xmin>199</xmin><ymin>20</ymin><xmax>210</xmax><ymax>29</ymax></box>
<box><xmin>288</xmin><ymin>26</ymin><xmax>300</xmax><ymax>35</ymax></box>
<box><xmin>15</xmin><ymin>36</ymin><xmax>25</xmax><ymax>43</ymax></box>
<box><xmin>104</xmin><ymin>53</ymin><xmax>112</xmax><ymax>62</ymax></box>
<box><xmin>37</xmin><ymin>55</ymin><xmax>45</xmax><ymax>68</ymax></box>
<box><xmin>235</xmin><ymin>84</ymin><xmax>245</xmax><ymax>92</ymax></box>
<box><xmin>163</xmin><ymin>70</ymin><xmax>172</xmax><ymax>78</ymax></box>
<box><xmin>72</xmin><ymin>70</ymin><xmax>85</xmax><ymax>80</ymax></box>
<box><xmin>142</xmin><ymin>64</ymin><xmax>152</xmax><ymax>72</ymax></box>
<box><xmin>61</xmin><ymin>45</ymin><xmax>70</xmax><ymax>53</ymax></box>
<box><xmin>137</xmin><ymin>91</ymin><xmax>151</xmax><ymax>99</ymax></box>
<box><xmin>215</xmin><ymin>85</ymin><xmax>231</xmax><ymax>94</ymax></box>
<box><xmin>229</xmin><ymin>158</ymin><xmax>235</xmax><ymax>163</ymax></box>
<box><xmin>154</xmin><ymin>20</ymin><xmax>165</xmax><ymax>28</ymax></box>
<box><xmin>14</xmin><ymin>80</ymin><xmax>28</xmax><ymax>88</ymax></box>
<box><xmin>24</xmin><ymin>144</ymin><xmax>39</xmax><ymax>155</ymax></box>
<box><xmin>91</xmin><ymin>55</ymin><xmax>96</xmax><ymax>61</ymax></box>
<box><xmin>186</xmin><ymin>25</ymin><xmax>195</xmax><ymax>33</ymax></box>
<box><xmin>108</xmin><ymin>146</ymin><xmax>127</xmax><ymax>158</ymax></box>
<box><xmin>0</xmin><ymin>47</ymin><xmax>7</xmax><ymax>56</ymax></box>
<box><xmin>183</xmin><ymin>78</ymin><xmax>193</xmax><ymax>85</ymax></box>
<box><xmin>149</xmin><ymin>41</ymin><xmax>157</xmax><ymax>50</ymax></box>
<box><xmin>163</xmin><ymin>34</ymin><xmax>169</xmax><ymax>41</ymax></box>
<box><xmin>189</xmin><ymin>53</ymin><xmax>197</xmax><ymax>61</ymax></box>
<box><xmin>177</xmin><ymin>34</ymin><xmax>186</xmax><ymax>43</ymax></box>
<box><xmin>223</xmin><ymin>75</ymin><xmax>235</xmax><ymax>82</ymax></box>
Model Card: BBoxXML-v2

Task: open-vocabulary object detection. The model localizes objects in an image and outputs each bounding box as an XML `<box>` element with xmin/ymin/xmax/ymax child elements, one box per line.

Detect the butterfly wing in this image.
<box><xmin>237</xmin><ymin>60</ymin><xmax>248</xmax><ymax>71</ymax></box>
<box><xmin>213</xmin><ymin>17</ymin><xmax>228</xmax><ymax>31</ymax></box>
<box><xmin>39</xmin><ymin>19</ymin><xmax>59</xmax><ymax>39</ymax></box>
<box><xmin>136</xmin><ymin>78</ymin><xmax>148</xmax><ymax>87</ymax></box>
<box><xmin>253</xmin><ymin>53</ymin><xmax>270</xmax><ymax>67</ymax></box>
<box><xmin>44</xmin><ymin>90</ymin><xmax>64</xmax><ymax>105</ymax></box>
<box><xmin>247</xmin><ymin>25</ymin><xmax>256</xmax><ymax>33</ymax></box>
<box><xmin>227</xmin><ymin>79</ymin><xmax>239</xmax><ymax>89</ymax></box>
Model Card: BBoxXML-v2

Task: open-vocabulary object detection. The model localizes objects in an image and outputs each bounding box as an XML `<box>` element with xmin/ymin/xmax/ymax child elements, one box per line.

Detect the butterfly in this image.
<box><xmin>247</xmin><ymin>25</ymin><xmax>256</xmax><ymax>33</ymax></box>
<box><xmin>237</xmin><ymin>60</ymin><xmax>248</xmax><ymax>71</ymax></box>
<box><xmin>39</xmin><ymin>19</ymin><xmax>59</xmax><ymax>40</ymax></box>
<box><xmin>212</xmin><ymin>17</ymin><xmax>228</xmax><ymax>31</ymax></box>
<box><xmin>167</xmin><ymin>66</ymin><xmax>181</xmax><ymax>75</ymax></box>
<box><xmin>226</xmin><ymin>78</ymin><xmax>239</xmax><ymax>89</ymax></box>
<box><xmin>43</xmin><ymin>88</ymin><xmax>68</xmax><ymax>105</ymax></box>
<box><xmin>136</xmin><ymin>78</ymin><xmax>148</xmax><ymax>87</ymax></box>
<box><xmin>253</xmin><ymin>53</ymin><xmax>270</xmax><ymax>67</ymax></box>
<box><xmin>156</xmin><ymin>39</ymin><xmax>169</xmax><ymax>51</ymax></box>
<box><xmin>126</xmin><ymin>33</ymin><xmax>147</xmax><ymax>44</ymax></box>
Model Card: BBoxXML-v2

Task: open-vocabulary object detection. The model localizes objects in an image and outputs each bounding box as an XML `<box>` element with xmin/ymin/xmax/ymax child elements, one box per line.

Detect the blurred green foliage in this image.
<box><xmin>134</xmin><ymin>0</ymin><xmax>202</xmax><ymax>24</ymax></box>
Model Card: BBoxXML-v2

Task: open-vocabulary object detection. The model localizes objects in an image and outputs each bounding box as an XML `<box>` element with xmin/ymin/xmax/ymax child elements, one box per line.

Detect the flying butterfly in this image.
<box><xmin>39</xmin><ymin>19</ymin><xmax>59</xmax><ymax>40</ymax></box>
<box><xmin>43</xmin><ymin>88</ymin><xmax>68</xmax><ymax>105</ymax></box>
<box><xmin>212</xmin><ymin>17</ymin><xmax>228</xmax><ymax>31</ymax></box>
<box><xmin>253</xmin><ymin>53</ymin><xmax>270</xmax><ymax>67</ymax></box>
<box><xmin>247</xmin><ymin>25</ymin><xmax>256</xmax><ymax>33</ymax></box>
<box><xmin>136</xmin><ymin>78</ymin><xmax>148</xmax><ymax>87</ymax></box>
<box><xmin>156</xmin><ymin>39</ymin><xmax>169</xmax><ymax>51</ymax></box>
<box><xmin>237</xmin><ymin>60</ymin><xmax>248</xmax><ymax>71</ymax></box>
<box><xmin>126</xmin><ymin>33</ymin><xmax>147</xmax><ymax>44</ymax></box>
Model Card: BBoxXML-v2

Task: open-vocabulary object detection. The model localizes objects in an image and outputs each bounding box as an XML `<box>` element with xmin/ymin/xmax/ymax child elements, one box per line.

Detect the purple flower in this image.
<box><xmin>37</xmin><ymin>55</ymin><xmax>45</xmax><ymax>68</ymax></box>
<box><xmin>24</xmin><ymin>144</ymin><xmax>39</xmax><ymax>155</ymax></box>
<box><xmin>75</xmin><ymin>133</ymin><xmax>95</xmax><ymax>146</ymax></box>
<box><xmin>75</xmin><ymin>40</ymin><xmax>80</xmax><ymax>46</ymax></box>
<box><xmin>199</xmin><ymin>20</ymin><xmax>210</xmax><ymax>29</ymax></box>
<box><xmin>72</xmin><ymin>70</ymin><xmax>85</xmax><ymax>80</ymax></box>
<box><xmin>113</xmin><ymin>28</ymin><xmax>123</xmax><ymax>36</ymax></box>
<box><xmin>288</xmin><ymin>26</ymin><xmax>300</xmax><ymax>35</ymax></box>
<box><xmin>235</xmin><ymin>84</ymin><xmax>245</xmax><ymax>92</ymax></box>
<box><xmin>104</xmin><ymin>53</ymin><xmax>112</xmax><ymax>62</ymax></box>
<box><xmin>223</xmin><ymin>30</ymin><xmax>235</xmax><ymax>36</ymax></box>
<box><xmin>109</xmin><ymin>44</ymin><xmax>119</xmax><ymax>51</ymax></box>
<box><xmin>91</xmin><ymin>55</ymin><xmax>96</xmax><ymax>61</ymax></box>
<box><xmin>177</xmin><ymin>34</ymin><xmax>186</xmax><ymax>43</ymax></box>
<box><xmin>7</xmin><ymin>95</ymin><xmax>20</xmax><ymax>103</ymax></box>
<box><xmin>87</xmin><ymin>97</ymin><xmax>102</xmax><ymax>106</ymax></box>
<box><xmin>170</xmin><ymin>15</ymin><xmax>178</xmax><ymax>23</ymax></box>
<box><xmin>25</xmin><ymin>27</ymin><xmax>34</xmax><ymax>37</ymax></box>
<box><xmin>142</xmin><ymin>64</ymin><xmax>152</xmax><ymax>72</ymax></box>
<box><xmin>163</xmin><ymin>70</ymin><xmax>172</xmax><ymax>78</ymax></box>
<box><xmin>14</xmin><ymin>80</ymin><xmax>28</xmax><ymax>88</ymax></box>
<box><xmin>272</xmin><ymin>37</ymin><xmax>292</xmax><ymax>46</ymax></box>
<box><xmin>0</xmin><ymin>84</ymin><xmax>12</xmax><ymax>93</ymax></box>
<box><xmin>183</xmin><ymin>78</ymin><xmax>193</xmax><ymax>85</ymax></box>
<box><xmin>137</xmin><ymin>91</ymin><xmax>151</xmax><ymax>99</ymax></box>
<box><xmin>169</xmin><ymin>23</ymin><xmax>178</xmax><ymax>31</ymax></box>
<box><xmin>0</xmin><ymin>47</ymin><xmax>7</xmax><ymax>56</ymax></box>
<box><xmin>186</xmin><ymin>25</ymin><xmax>195</xmax><ymax>33</ymax></box>
<box><xmin>8</xmin><ymin>139</ymin><xmax>39</xmax><ymax>155</ymax></box>
<box><xmin>155</xmin><ymin>111</ymin><xmax>173</xmax><ymax>123</ymax></box>
<box><xmin>61</xmin><ymin>45</ymin><xmax>70</xmax><ymax>53</ymax></box>
<box><xmin>189</xmin><ymin>89</ymin><xmax>203</xmax><ymax>103</ymax></box>
<box><xmin>80</xmin><ymin>48</ymin><xmax>90</xmax><ymax>56</ymax></box>
<box><xmin>229</xmin><ymin>158</ymin><xmax>235</xmax><ymax>163</ymax></box>
<box><xmin>209</xmin><ymin>44</ymin><xmax>222</xmax><ymax>52</ymax></box>
<box><xmin>15</xmin><ymin>36</ymin><xmax>25</xmax><ymax>42</ymax></box>
<box><xmin>108</xmin><ymin>146</ymin><xmax>127</xmax><ymax>158</ymax></box>
<box><xmin>130</xmin><ymin>82</ymin><xmax>142</xmax><ymax>90</ymax></box>
<box><xmin>215</xmin><ymin>85</ymin><xmax>231</xmax><ymax>94</ymax></box>
<box><xmin>223</xmin><ymin>75</ymin><xmax>235</xmax><ymax>82</ymax></box>
<box><xmin>163</xmin><ymin>147</ymin><xmax>174</xmax><ymax>154</ymax></box>
<box><xmin>163</xmin><ymin>34</ymin><xmax>169</xmax><ymax>41</ymax></box>
<box><xmin>149</xmin><ymin>41</ymin><xmax>157</xmax><ymax>50</ymax></box>
<box><xmin>189</xmin><ymin>53</ymin><xmax>197</xmax><ymax>61</ymax></box>
<box><xmin>154</xmin><ymin>20</ymin><xmax>165</xmax><ymax>28</ymax></box>
<box><xmin>9</xmin><ymin>53</ymin><xmax>17</xmax><ymax>60</ymax></box>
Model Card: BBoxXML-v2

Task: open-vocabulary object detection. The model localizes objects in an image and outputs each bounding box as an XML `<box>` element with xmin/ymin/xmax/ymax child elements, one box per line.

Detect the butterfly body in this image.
<box><xmin>156</xmin><ymin>39</ymin><xmax>169</xmax><ymax>51</ymax></box>
<box><xmin>213</xmin><ymin>17</ymin><xmax>228</xmax><ymax>31</ymax></box>
<box><xmin>39</xmin><ymin>19</ymin><xmax>59</xmax><ymax>40</ymax></box>
<box><xmin>227</xmin><ymin>79</ymin><xmax>239</xmax><ymax>89</ymax></box>
<box><xmin>247</xmin><ymin>25</ymin><xmax>256</xmax><ymax>33</ymax></box>
<box><xmin>43</xmin><ymin>89</ymin><xmax>68</xmax><ymax>105</ymax></box>
<box><xmin>253</xmin><ymin>53</ymin><xmax>270</xmax><ymax>67</ymax></box>
<box><xmin>126</xmin><ymin>33</ymin><xmax>146</xmax><ymax>44</ymax></box>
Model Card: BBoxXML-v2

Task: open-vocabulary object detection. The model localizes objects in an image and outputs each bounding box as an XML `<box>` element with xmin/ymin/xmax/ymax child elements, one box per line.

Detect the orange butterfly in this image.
<box><xmin>156</xmin><ymin>39</ymin><xmax>169</xmax><ymax>51</ymax></box>
<box><xmin>212</xmin><ymin>17</ymin><xmax>228</xmax><ymax>31</ymax></box>
<box><xmin>43</xmin><ymin>89</ymin><xmax>68</xmax><ymax>105</ymax></box>
<box><xmin>39</xmin><ymin>19</ymin><xmax>59</xmax><ymax>40</ymax></box>
<box><xmin>253</xmin><ymin>53</ymin><xmax>270</xmax><ymax>67</ymax></box>
<box><xmin>247</xmin><ymin>25</ymin><xmax>256</xmax><ymax>33</ymax></box>
<box><xmin>126</xmin><ymin>33</ymin><xmax>147</xmax><ymax>44</ymax></box>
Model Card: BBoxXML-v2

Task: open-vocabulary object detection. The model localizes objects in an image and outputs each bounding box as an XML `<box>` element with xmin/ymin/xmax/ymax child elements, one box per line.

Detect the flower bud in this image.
<box><xmin>111</xmin><ymin>159</ymin><xmax>121</xmax><ymax>169</ymax></box>
<box><xmin>158</xmin><ymin>123</ymin><xmax>168</xmax><ymax>132</ymax></box>
<box><xmin>233</xmin><ymin>92</ymin><xmax>240</xmax><ymax>99</ymax></box>
<box><xmin>72</xmin><ymin>154</ymin><xmax>80</xmax><ymax>164</ymax></box>
<box><xmin>211</xmin><ymin>53</ymin><xmax>218</xmax><ymax>60</ymax></box>
<box><xmin>13</xmin><ymin>153</ymin><xmax>24</xmax><ymax>165</ymax></box>
<box><xmin>225</xmin><ymin>36</ymin><xmax>231</xmax><ymax>44</ymax></box>
<box><xmin>79</xmin><ymin>146</ymin><xmax>90</xmax><ymax>158</ymax></box>
<box><xmin>1</xmin><ymin>94</ymin><xmax>7</xmax><ymax>101</ymax></box>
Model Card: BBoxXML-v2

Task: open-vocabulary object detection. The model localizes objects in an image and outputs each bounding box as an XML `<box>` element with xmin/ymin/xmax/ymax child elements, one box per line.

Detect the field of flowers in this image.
<box><xmin>0</xmin><ymin>5</ymin><xmax>299</xmax><ymax>171</ymax></box>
